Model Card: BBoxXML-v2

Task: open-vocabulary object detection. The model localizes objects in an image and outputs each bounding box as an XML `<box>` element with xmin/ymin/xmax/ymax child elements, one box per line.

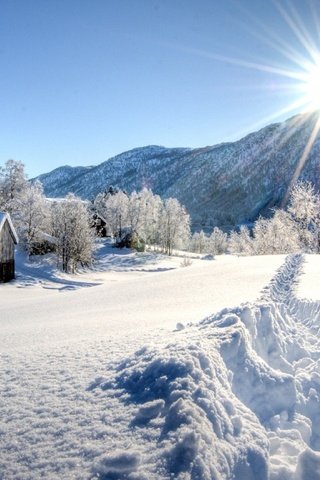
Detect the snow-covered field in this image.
<box><xmin>0</xmin><ymin>243</ymin><xmax>320</xmax><ymax>479</ymax></box>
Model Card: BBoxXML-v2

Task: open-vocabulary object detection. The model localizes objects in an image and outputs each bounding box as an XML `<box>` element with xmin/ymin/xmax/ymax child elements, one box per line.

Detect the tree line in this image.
<box><xmin>189</xmin><ymin>182</ymin><xmax>320</xmax><ymax>255</ymax></box>
<box><xmin>1</xmin><ymin>159</ymin><xmax>319</xmax><ymax>273</ymax></box>
<box><xmin>0</xmin><ymin>160</ymin><xmax>191</xmax><ymax>271</ymax></box>
<box><xmin>93</xmin><ymin>187</ymin><xmax>190</xmax><ymax>255</ymax></box>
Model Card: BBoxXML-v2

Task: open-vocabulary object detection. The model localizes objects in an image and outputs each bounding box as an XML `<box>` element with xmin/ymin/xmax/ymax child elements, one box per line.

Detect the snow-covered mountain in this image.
<box><xmin>34</xmin><ymin>112</ymin><xmax>320</xmax><ymax>228</ymax></box>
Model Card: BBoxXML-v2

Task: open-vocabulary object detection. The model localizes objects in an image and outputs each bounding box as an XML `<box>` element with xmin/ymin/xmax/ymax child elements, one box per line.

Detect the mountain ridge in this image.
<box><xmin>34</xmin><ymin>112</ymin><xmax>320</xmax><ymax>228</ymax></box>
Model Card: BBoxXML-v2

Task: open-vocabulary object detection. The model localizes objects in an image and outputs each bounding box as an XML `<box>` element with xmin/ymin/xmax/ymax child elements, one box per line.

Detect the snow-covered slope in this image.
<box><xmin>35</xmin><ymin>164</ymin><xmax>94</xmax><ymax>194</ymax></box>
<box><xmin>1</xmin><ymin>247</ymin><xmax>320</xmax><ymax>479</ymax></box>
<box><xmin>34</xmin><ymin>112</ymin><xmax>320</xmax><ymax>228</ymax></box>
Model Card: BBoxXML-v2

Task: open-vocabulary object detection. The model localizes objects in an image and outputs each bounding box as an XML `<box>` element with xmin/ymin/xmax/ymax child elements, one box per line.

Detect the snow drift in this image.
<box><xmin>92</xmin><ymin>255</ymin><xmax>320</xmax><ymax>479</ymax></box>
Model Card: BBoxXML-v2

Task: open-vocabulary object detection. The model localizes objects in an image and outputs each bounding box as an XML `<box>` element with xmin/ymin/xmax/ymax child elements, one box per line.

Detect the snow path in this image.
<box><xmin>91</xmin><ymin>255</ymin><xmax>320</xmax><ymax>480</ymax></box>
<box><xmin>1</xmin><ymin>252</ymin><xmax>320</xmax><ymax>479</ymax></box>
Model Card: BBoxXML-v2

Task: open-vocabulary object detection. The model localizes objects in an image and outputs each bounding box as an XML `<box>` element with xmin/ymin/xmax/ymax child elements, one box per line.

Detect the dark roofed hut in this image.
<box><xmin>91</xmin><ymin>212</ymin><xmax>108</xmax><ymax>237</ymax></box>
<box><xmin>0</xmin><ymin>212</ymin><xmax>19</xmax><ymax>282</ymax></box>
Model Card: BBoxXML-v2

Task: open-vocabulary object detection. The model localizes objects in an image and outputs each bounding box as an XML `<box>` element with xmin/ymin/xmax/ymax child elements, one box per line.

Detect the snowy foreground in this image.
<box><xmin>1</xmin><ymin>245</ymin><xmax>320</xmax><ymax>479</ymax></box>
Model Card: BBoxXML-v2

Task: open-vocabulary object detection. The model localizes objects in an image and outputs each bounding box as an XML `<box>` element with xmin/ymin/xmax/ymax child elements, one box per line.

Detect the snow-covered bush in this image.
<box><xmin>180</xmin><ymin>256</ymin><xmax>193</xmax><ymax>267</ymax></box>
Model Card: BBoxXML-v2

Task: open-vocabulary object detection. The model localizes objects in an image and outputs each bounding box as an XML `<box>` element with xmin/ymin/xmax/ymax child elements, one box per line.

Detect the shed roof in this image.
<box><xmin>0</xmin><ymin>212</ymin><xmax>19</xmax><ymax>244</ymax></box>
<box><xmin>93</xmin><ymin>211</ymin><xmax>108</xmax><ymax>224</ymax></box>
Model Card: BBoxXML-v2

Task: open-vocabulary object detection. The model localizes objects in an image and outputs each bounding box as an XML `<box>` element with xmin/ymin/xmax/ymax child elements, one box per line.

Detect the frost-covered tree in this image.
<box><xmin>14</xmin><ymin>181</ymin><xmax>50</xmax><ymax>256</ymax></box>
<box><xmin>93</xmin><ymin>188</ymin><xmax>191</xmax><ymax>253</ymax></box>
<box><xmin>252</xmin><ymin>211</ymin><xmax>299</xmax><ymax>254</ymax></box>
<box><xmin>208</xmin><ymin>227</ymin><xmax>228</xmax><ymax>255</ymax></box>
<box><xmin>93</xmin><ymin>189</ymin><xmax>129</xmax><ymax>240</ymax></box>
<box><xmin>127</xmin><ymin>190</ymin><xmax>145</xmax><ymax>235</ymax></box>
<box><xmin>227</xmin><ymin>182</ymin><xmax>320</xmax><ymax>256</ymax></box>
<box><xmin>51</xmin><ymin>194</ymin><xmax>93</xmax><ymax>273</ymax></box>
<box><xmin>158</xmin><ymin>198</ymin><xmax>191</xmax><ymax>255</ymax></box>
<box><xmin>0</xmin><ymin>159</ymin><xmax>28</xmax><ymax>214</ymax></box>
<box><xmin>228</xmin><ymin>225</ymin><xmax>253</xmax><ymax>255</ymax></box>
<box><xmin>190</xmin><ymin>230</ymin><xmax>208</xmax><ymax>253</ymax></box>
<box><xmin>132</xmin><ymin>188</ymin><xmax>162</xmax><ymax>245</ymax></box>
<box><xmin>287</xmin><ymin>182</ymin><xmax>320</xmax><ymax>252</ymax></box>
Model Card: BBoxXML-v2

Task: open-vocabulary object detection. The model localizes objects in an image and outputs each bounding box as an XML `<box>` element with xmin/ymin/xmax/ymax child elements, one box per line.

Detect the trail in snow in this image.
<box><xmin>91</xmin><ymin>254</ymin><xmax>320</xmax><ymax>480</ymax></box>
<box><xmin>1</xmin><ymin>253</ymin><xmax>320</xmax><ymax>479</ymax></box>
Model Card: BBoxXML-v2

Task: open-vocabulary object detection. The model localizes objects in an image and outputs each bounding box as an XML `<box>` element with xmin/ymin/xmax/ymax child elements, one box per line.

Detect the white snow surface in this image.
<box><xmin>296</xmin><ymin>254</ymin><xmax>320</xmax><ymax>301</ymax></box>
<box><xmin>1</xmin><ymin>242</ymin><xmax>320</xmax><ymax>480</ymax></box>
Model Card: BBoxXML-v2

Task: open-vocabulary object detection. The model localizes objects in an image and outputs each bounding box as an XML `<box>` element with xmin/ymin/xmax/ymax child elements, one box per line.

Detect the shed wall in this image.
<box><xmin>0</xmin><ymin>220</ymin><xmax>15</xmax><ymax>282</ymax></box>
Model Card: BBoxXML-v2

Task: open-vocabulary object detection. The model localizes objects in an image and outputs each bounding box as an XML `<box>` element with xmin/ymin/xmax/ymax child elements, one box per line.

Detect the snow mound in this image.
<box><xmin>95</xmin><ymin>341</ymin><xmax>268</xmax><ymax>480</ymax></box>
<box><xmin>92</xmin><ymin>255</ymin><xmax>320</xmax><ymax>479</ymax></box>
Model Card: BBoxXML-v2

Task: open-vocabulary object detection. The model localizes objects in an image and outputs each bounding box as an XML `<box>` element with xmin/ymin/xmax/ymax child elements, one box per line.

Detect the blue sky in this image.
<box><xmin>1</xmin><ymin>0</ymin><xmax>320</xmax><ymax>177</ymax></box>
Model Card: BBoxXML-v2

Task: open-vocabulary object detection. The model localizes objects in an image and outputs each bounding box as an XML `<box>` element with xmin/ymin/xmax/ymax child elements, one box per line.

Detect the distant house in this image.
<box><xmin>91</xmin><ymin>212</ymin><xmax>108</xmax><ymax>237</ymax></box>
<box><xmin>0</xmin><ymin>212</ymin><xmax>19</xmax><ymax>282</ymax></box>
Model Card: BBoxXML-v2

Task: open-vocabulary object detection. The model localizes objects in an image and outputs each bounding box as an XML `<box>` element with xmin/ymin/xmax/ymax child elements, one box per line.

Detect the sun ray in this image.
<box><xmin>158</xmin><ymin>41</ymin><xmax>307</xmax><ymax>81</ymax></box>
<box><xmin>273</xmin><ymin>0</ymin><xmax>320</xmax><ymax>63</ymax></box>
<box><xmin>289</xmin><ymin>3</ymin><xmax>319</xmax><ymax>60</ymax></box>
<box><xmin>310</xmin><ymin>0</ymin><xmax>320</xmax><ymax>40</ymax></box>
<box><xmin>229</xmin><ymin>2</ymin><xmax>310</xmax><ymax>68</ymax></box>
<box><xmin>158</xmin><ymin>2</ymin><xmax>320</xmax><ymax>193</ymax></box>
<box><xmin>225</xmin><ymin>96</ymin><xmax>309</xmax><ymax>143</ymax></box>
<box><xmin>276</xmin><ymin>112</ymin><xmax>312</xmax><ymax>150</ymax></box>
<box><xmin>286</xmin><ymin>1</ymin><xmax>320</xmax><ymax>57</ymax></box>
<box><xmin>282</xmin><ymin>114</ymin><xmax>320</xmax><ymax>206</ymax></box>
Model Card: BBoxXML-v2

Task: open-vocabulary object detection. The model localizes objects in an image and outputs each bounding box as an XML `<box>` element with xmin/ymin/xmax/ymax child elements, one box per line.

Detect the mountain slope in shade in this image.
<box><xmin>34</xmin><ymin>113</ymin><xmax>320</xmax><ymax>228</ymax></box>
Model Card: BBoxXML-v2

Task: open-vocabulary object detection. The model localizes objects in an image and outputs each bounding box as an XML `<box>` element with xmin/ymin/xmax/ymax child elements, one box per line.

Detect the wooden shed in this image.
<box><xmin>0</xmin><ymin>212</ymin><xmax>19</xmax><ymax>282</ymax></box>
<box><xmin>91</xmin><ymin>212</ymin><xmax>108</xmax><ymax>237</ymax></box>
